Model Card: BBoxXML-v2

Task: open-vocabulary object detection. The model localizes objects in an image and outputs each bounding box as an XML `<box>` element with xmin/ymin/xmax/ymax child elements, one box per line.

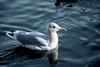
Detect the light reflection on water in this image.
<box><xmin>0</xmin><ymin>0</ymin><xmax>100</xmax><ymax>67</ymax></box>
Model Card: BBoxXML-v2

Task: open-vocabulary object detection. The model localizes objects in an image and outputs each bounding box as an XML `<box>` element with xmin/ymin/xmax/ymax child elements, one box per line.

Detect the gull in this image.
<box><xmin>6</xmin><ymin>22</ymin><xmax>66</xmax><ymax>67</ymax></box>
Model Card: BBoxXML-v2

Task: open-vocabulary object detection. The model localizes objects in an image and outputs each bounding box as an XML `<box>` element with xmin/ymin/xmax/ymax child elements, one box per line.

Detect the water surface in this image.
<box><xmin>0</xmin><ymin>0</ymin><xmax>100</xmax><ymax>67</ymax></box>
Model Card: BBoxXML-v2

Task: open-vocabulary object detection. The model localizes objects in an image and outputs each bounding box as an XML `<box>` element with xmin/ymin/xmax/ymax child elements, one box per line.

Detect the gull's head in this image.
<box><xmin>49</xmin><ymin>22</ymin><xmax>67</xmax><ymax>32</ymax></box>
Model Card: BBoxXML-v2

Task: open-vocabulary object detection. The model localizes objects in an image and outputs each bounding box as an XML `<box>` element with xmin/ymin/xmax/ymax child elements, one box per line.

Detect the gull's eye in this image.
<box><xmin>52</xmin><ymin>26</ymin><xmax>55</xmax><ymax>28</ymax></box>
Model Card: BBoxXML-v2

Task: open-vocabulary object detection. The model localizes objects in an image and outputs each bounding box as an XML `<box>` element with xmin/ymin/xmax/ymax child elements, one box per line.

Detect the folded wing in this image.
<box><xmin>7</xmin><ymin>30</ymin><xmax>49</xmax><ymax>50</ymax></box>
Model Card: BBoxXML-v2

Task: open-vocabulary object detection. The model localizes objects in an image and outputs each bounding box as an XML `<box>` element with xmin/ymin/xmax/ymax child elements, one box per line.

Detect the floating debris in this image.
<box><xmin>54</xmin><ymin>0</ymin><xmax>77</xmax><ymax>6</ymax></box>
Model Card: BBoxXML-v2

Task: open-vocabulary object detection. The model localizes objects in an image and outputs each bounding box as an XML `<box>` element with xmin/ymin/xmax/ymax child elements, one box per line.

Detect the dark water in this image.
<box><xmin>0</xmin><ymin>0</ymin><xmax>100</xmax><ymax>67</ymax></box>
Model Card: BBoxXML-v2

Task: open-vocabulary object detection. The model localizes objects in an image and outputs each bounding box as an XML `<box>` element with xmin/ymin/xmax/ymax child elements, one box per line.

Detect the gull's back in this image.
<box><xmin>7</xmin><ymin>30</ymin><xmax>49</xmax><ymax>50</ymax></box>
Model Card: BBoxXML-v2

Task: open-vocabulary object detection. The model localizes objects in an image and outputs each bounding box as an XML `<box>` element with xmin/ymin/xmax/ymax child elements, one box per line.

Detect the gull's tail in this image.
<box><xmin>5</xmin><ymin>31</ymin><xmax>15</xmax><ymax>39</ymax></box>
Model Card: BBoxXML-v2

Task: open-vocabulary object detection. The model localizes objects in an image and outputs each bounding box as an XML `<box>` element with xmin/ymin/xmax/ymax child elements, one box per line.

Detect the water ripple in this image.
<box><xmin>0</xmin><ymin>0</ymin><xmax>100</xmax><ymax>67</ymax></box>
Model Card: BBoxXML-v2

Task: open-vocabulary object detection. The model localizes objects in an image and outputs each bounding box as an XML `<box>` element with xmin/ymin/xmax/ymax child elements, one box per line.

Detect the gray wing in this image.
<box><xmin>14</xmin><ymin>30</ymin><xmax>48</xmax><ymax>47</ymax></box>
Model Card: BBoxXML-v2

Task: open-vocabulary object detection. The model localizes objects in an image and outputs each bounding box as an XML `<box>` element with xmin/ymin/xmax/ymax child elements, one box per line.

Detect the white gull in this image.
<box><xmin>6</xmin><ymin>22</ymin><xmax>66</xmax><ymax>67</ymax></box>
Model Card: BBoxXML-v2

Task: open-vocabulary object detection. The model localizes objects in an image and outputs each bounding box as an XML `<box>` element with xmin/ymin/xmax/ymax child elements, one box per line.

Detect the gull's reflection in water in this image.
<box><xmin>9</xmin><ymin>46</ymin><xmax>49</xmax><ymax>59</ymax></box>
<box><xmin>0</xmin><ymin>45</ymin><xmax>59</xmax><ymax>67</ymax></box>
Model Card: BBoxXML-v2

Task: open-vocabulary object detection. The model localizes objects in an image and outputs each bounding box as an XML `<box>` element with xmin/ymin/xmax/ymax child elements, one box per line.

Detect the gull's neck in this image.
<box><xmin>48</xmin><ymin>31</ymin><xmax>58</xmax><ymax>50</ymax></box>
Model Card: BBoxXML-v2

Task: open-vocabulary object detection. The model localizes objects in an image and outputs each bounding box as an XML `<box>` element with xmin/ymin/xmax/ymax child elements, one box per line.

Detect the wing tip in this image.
<box><xmin>6</xmin><ymin>31</ymin><xmax>15</xmax><ymax>39</ymax></box>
